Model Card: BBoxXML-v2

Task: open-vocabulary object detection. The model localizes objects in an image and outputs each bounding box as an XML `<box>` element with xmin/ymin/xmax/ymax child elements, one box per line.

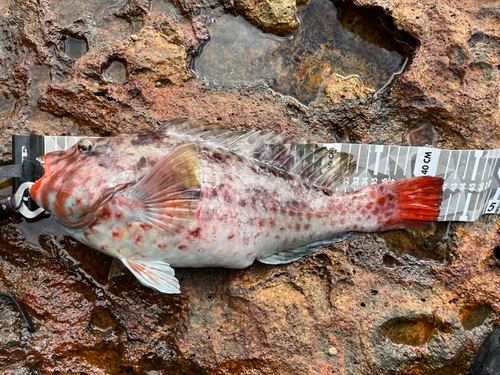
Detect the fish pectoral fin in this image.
<box><xmin>121</xmin><ymin>258</ymin><xmax>181</xmax><ymax>294</ymax></box>
<box><xmin>125</xmin><ymin>143</ymin><xmax>201</xmax><ymax>234</ymax></box>
<box><xmin>258</xmin><ymin>232</ymin><xmax>354</xmax><ymax>265</ymax></box>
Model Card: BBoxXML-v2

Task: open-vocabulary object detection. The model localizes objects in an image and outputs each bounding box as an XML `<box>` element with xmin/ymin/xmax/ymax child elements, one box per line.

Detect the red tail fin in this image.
<box><xmin>381</xmin><ymin>176</ymin><xmax>443</xmax><ymax>230</ymax></box>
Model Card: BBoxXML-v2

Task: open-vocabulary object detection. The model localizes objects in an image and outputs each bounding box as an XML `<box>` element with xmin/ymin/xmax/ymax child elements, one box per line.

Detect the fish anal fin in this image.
<box><xmin>122</xmin><ymin>258</ymin><xmax>180</xmax><ymax>294</ymax></box>
<box><xmin>258</xmin><ymin>232</ymin><xmax>353</xmax><ymax>265</ymax></box>
<box><xmin>124</xmin><ymin>143</ymin><xmax>201</xmax><ymax>234</ymax></box>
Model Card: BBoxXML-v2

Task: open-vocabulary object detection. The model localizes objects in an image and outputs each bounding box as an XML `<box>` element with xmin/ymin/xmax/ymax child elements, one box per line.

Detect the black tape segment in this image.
<box><xmin>0</xmin><ymin>164</ymin><xmax>23</xmax><ymax>178</ymax></box>
<box><xmin>20</xmin><ymin>160</ymin><xmax>35</xmax><ymax>183</ymax></box>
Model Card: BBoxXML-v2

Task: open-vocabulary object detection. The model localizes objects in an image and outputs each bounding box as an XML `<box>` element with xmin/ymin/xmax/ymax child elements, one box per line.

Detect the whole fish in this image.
<box><xmin>31</xmin><ymin>118</ymin><xmax>443</xmax><ymax>293</ymax></box>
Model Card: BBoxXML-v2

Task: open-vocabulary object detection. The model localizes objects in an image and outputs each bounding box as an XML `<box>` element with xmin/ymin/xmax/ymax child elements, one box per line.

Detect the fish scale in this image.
<box><xmin>31</xmin><ymin>117</ymin><xmax>443</xmax><ymax>294</ymax></box>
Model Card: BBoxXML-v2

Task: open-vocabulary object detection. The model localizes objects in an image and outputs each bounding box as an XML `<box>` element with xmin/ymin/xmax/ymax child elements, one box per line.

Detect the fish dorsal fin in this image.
<box><xmin>124</xmin><ymin>143</ymin><xmax>201</xmax><ymax>234</ymax></box>
<box><xmin>158</xmin><ymin>117</ymin><xmax>355</xmax><ymax>190</ymax></box>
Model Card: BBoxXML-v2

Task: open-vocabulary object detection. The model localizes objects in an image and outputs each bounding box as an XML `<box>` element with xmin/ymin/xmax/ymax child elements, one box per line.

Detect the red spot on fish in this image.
<box><xmin>112</xmin><ymin>229</ymin><xmax>124</xmax><ymax>241</ymax></box>
<box><xmin>228</xmin><ymin>234</ymin><xmax>235</xmax><ymax>240</ymax></box>
<box><xmin>366</xmin><ymin>202</ymin><xmax>373</xmax><ymax>209</ymax></box>
<box><xmin>295</xmin><ymin>223</ymin><xmax>300</xmax><ymax>231</ymax></box>
<box><xmin>189</xmin><ymin>227</ymin><xmax>201</xmax><ymax>238</ymax></box>
<box><xmin>304</xmin><ymin>224</ymin><xmax>310</xmax><ymax>231</ymax></box>
<box><xmin>377</xmin><ymin>197</ymin><xmax>386</xmax><ymax>205</ymax></box>
<box><xmin>360</xmin><ymin>209</ymin><xmax>367</xmax><ymax>216</ymax></box>
<box><xmin>100</xmin><ymin>206</ymin><xmax>113</xmax><ymax>221</ymax></box>
<box><xmin>353</xmin><ymin>224</ymin><xmax>358</xmax><ymax>230</ymax></box>
<box><xmin>178</xmin><ymin>244</ymin><xmax>188</xmax><ymax>251</ymax></box>
<box><xmin>247</xmin><ymin>252</ymin><xmax>253</xmax><ymax>258</ymax></box>
<box><xmin>133</xmin><ymin>233</ymin><xmax>145</xmax><ymax>246</ymax></box>
<box><xmin>275</xmin><ymin>235</ymin><xmax>280</xmax><ymax>239</ymax></box>
<box><xmin>100</xmin><ymin>244</ymin><xmax>109</xmax><ymax>250</ymax></box>
<box><xmin>139</xmin><ymin>223</ymin><xmax>150</xmax><ymax>232</ymax></box>
<box><xmin>269</xmin><ymin>220</ymin><xmax>276</xmax><ymax>228</ymax></box>
<box><xmin>372</xmin><ymin>207</ymin><xmax>380</xmax><ymax>216</ymax></box>
<box><xmin>306</xmin><ymin>213</ymin><xmax>312</xmax><ymax>221</ymax></box>
<box><xmin>259</xmin><ymin>219</ymin><xmax>265</xmax><ymax>227</ymax></box>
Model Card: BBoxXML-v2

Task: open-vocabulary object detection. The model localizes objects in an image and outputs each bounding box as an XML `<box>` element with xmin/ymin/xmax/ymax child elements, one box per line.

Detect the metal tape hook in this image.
<box><xmin>12</xmin><ymin>182</ymin><xmax>45</xmax><ymax>219</ymax></box>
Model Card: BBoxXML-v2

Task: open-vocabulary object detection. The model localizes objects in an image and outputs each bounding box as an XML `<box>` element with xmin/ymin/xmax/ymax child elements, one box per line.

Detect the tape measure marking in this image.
<box><xmin>326</xmin><ymin>143</ymin><xmax>500</xmax><ymax>222</ymax></box>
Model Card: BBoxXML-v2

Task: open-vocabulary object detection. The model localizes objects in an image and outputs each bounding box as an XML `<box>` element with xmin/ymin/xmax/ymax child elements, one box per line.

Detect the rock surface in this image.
<box><xmin>1</xmin><ymin>0</ymin><xmax>500</xmax><ymax>374</ymax></box>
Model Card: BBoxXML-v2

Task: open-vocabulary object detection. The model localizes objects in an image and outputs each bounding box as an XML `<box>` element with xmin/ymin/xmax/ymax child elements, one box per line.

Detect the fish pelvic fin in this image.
<box><xmin>121</xmin><ymin>258</ymin><xmax>180</xmax><ymax>294</ymax></box>
<box><xmin>158</xmin><ymin>117</ymin><xmax>355</xmax><ymax>190</ymax></box>
<box><xmin>375</xmin><ymin>176</ymin><xmax>443</xmax><ymax>230</ymax></box>
<box><xmin>123</xmin><ymin>143</ymin><xmax>201</xmax><ymax>234</ymax></box>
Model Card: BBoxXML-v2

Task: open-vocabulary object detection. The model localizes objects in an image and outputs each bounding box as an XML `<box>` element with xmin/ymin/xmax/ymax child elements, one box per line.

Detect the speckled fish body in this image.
<box><xmin>31</xmin><ymin>118</ymin><xmax>443</xmax><ymax>293</ymax></box>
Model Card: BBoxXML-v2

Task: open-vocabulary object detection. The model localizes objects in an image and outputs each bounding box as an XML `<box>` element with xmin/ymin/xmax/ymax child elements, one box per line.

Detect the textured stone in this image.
<box><xmin>0</xmin><ymin>0</ymin><xmax>500</xmax><ymax>373</ymax></box>
<box><xmin>235</xmin><ymin>0</ymin><xmax>300</xmax><ymax>36</ymax></box>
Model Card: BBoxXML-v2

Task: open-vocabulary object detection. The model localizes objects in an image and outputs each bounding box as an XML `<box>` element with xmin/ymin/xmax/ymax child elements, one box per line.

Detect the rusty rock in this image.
<box><xmin>1</xmin><ymin>0</ymin><xmax>500</xmax><ymax>373</ymax></box>
<box><xmin>235</xmin><ymin>0</ymin><xmax>300</xmax><ymax>36</ymax></box>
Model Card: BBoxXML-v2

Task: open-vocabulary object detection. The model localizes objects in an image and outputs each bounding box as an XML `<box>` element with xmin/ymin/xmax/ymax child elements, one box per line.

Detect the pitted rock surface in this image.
<box><xmin>0</xmin><ymin>0</ymin><xmax>500</xmax><ymax>374</ymax></box>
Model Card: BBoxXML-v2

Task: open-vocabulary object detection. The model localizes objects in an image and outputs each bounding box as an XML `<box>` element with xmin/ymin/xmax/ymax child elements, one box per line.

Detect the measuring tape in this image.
<box><xmin>326</xmin><ymin>144</ymin><xmax>500</xmax><ymax>222</ymax></box>
<box><xmin>12</xmin><ymin>135</ymin><xmax>500</xmax><ymax>222</ymax></box>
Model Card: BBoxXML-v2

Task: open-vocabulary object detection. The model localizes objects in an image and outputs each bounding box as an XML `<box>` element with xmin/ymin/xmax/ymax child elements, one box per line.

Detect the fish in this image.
<box><xmin>31</xmin><ymin>117</ymin><xmax>443</xmax><ymax>294</ymax></box>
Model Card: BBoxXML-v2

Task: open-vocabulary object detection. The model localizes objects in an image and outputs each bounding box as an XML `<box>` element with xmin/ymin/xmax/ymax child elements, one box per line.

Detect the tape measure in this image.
<box><xmin>12</xmin><ymin>135</ymin><xmax>500</xmax><ymax>222</ymax></box>
<box><xmin>326</xmin><ymin>144</ymin><xmax>500</xmax><ymax>222</ymax></box>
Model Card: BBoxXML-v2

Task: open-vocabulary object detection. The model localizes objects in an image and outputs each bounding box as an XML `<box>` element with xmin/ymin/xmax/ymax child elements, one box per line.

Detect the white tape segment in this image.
<box><xmin>325</xmin><ymin>144</ymin><xmax>500</xmax><ymax>222</ymax></box>
<box><xmin>42</xmin><ymin>136</ymin><xmax>500</xmax><ymax>222</ymax></box>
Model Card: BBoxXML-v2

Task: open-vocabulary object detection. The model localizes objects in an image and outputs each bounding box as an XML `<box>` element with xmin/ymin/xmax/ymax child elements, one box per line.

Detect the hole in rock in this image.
<box><xmin>193</xmin><ymin>0</ymin><xmax>417</xmax><ymax>106</ymax></box>
<box><xmin>62</xmin><ymin>35</ymin><xmax>88</xmax><ymax>59</ymax></box>
<box><xmin>90</xmin><ymin>308</ymin><xmax>118</xmax><ymax>332</ymax></box>
<box><xmin>103</xmin><ymin>59</ymin><xmax>128</xmax><ymax>85</ymax></box>
<box><xmin>387</xmin><ymin>317</ymin><xmax>436</xmax><ymax>347</ymax></box>
<box><xmin>494</xmin><ymin>246</ymin><xmax>500</xmax><ymax>260</ymax></box>
<box><xmin>462</xmin><ymin>304</ymin><xmax>491</xmax><ymax>331</ymax></box>
<box><xmin>382</xmin><ymin>254</ymin><xmax>402</xmax><ymax>267</ymax></box>
<box><xmin>379</xmin><ymin>222</ymin><xmax>453</xmax><ymax>263</ymax></box>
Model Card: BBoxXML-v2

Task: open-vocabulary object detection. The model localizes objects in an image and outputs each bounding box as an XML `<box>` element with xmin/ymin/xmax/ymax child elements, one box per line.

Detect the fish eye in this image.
<box><xmin>78</xmin><ymin>140</ymin><xmax>93</xmax><ymax>153</ymax></box>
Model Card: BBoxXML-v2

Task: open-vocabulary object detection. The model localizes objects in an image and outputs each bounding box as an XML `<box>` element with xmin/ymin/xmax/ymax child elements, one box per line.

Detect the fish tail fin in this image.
<box><xmin>377</xmin><ymin>176</ymin><xmax>443</xmax><ymax>231</ymax></box>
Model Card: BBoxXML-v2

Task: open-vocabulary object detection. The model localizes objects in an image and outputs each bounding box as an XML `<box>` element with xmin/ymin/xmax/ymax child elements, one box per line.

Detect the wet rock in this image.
<box><xmin>235</xmin><ymin>0</ymin><xmax>300</xmax><ymax>36</ymax></box>
<box><xmin>1</xmin><ymin>0</ymin><xmax>500</xmax><ymax>373</ymax></box>
<box><xmin>314</xmin><ymin>73</ymin><xmax>373</xmax><ymax>106</ymax></box>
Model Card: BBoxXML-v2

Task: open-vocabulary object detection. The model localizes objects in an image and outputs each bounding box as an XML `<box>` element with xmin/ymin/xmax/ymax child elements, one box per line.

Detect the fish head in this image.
<box><xmin>31</xmin><ymin>136</ymin><xmax>137</xmax><ymax>229</ymax></box>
